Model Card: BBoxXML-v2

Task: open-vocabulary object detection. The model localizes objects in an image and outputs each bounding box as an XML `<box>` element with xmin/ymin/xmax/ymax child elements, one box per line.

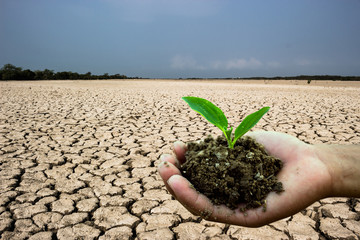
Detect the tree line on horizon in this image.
<box><xmin>1</xmin><ymin>63</ymin><xmax>359</xmax><ymax>81</ymax></box>
<box><xmin>185</xmin><ymin>75</ymin><xmax>360</xmax><ymax>81</ymax></box>
<box><xmin>0</xmin><ymin>64</ymin><xmax>137</xmax><ymax>80</ymax></box>
<box><xmin>241</xmin><ymin>75</ymin><xmax>360</xmax><ymax>81</ymax></box>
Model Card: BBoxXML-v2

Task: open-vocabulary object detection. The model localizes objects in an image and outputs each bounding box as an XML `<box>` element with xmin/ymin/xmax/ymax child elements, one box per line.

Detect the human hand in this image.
<box><xmin>158</xmin><ymin>131</ymin><xmax>332</xmax><ymax>227</ymax></box>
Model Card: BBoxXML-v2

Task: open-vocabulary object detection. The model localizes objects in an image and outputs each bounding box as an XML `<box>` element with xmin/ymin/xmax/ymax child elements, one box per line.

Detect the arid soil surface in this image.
<box><xmin>1</xmin><ymin>80</ymin><xmax>359</xmax><ymax>239</ymax></box>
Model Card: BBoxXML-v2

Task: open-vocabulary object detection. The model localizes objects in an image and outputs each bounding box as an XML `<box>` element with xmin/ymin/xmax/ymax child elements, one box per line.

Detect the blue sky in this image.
<box><xmin>1</xmin><ymin>0</ymin><xmax>360</xmax><ymax>78</ymax></box>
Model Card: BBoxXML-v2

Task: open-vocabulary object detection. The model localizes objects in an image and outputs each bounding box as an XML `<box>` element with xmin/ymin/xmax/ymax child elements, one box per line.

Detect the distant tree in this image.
<box><xmin>34</xmin><ymin>70</ymin><xmax>44</xmax><ymax>80</ymax></box>
<box><xmin>0</xmin><ymin>63</ymin><xmax>23</xmax><ymax>80</ymax></box>
<box><xmin>112</xmin><ymin>73</ymin><xmax>127</xmax><ymax>79</ymax></box>
<box><xmin>54</xmin><ymin>71</ymin><xmax>70</xmax><ymax>80</ymax></box>
<box><xmin>69</xmin><ymin>72</ymin><xmax>80</xmax><ymax>80</ymax></box>
<box><xmin>85</xmin><ymin>72</ymin><xmax>92</xmax><ymax>79</ymax></box>
<box><xmin>101</xmin><ymin>73</ymin><xmax>109</xmax><ymax>79</ymax></box>
<box><xmin>1</xmin><ymin>64</ymin><xmax>136</xmax><ymax>80</ymax></box>
<box><xmin>21</xmin><ymin>69</ymin><xmax>35</xmax><ymax>80</ymax></box>
<box><xmin>43</xmin><ymin>69</ymin><xmax>54</xmax><ymax>79</ymax></box>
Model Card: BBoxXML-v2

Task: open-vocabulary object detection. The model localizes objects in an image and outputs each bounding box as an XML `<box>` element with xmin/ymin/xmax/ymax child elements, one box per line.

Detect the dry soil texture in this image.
<box><xmin>0</xmin><ymin>80</ymin><xmax>359</xmax><ymax>240</ymax></box>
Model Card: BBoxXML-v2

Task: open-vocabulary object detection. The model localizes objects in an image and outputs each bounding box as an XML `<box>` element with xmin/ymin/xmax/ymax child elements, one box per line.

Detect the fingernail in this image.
<box><xmin>157</xmin><ymin>161</ymin><xmax>164</xmax><ymax>170</ymax></box>
<box><xmin>160</xmin><ymin>154</ymin><xmax>170</xmax><ymax>162</ymax></box>
<box><xmin>174</xmin><ymin>141</ymin><xmax>184</xmax><ymax>149</ymax></box>
<box><xmin>167</xmin><ymin>174</ymin><xmax>182</xmax><ymax>188</ymax></box>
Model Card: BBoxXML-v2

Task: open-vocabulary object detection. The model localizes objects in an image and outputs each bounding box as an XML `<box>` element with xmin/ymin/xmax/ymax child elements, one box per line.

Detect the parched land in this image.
<box><xmin>1</xmin><ymin>80</ymin><xmax>359</xmax><ymax>239</ymax></box>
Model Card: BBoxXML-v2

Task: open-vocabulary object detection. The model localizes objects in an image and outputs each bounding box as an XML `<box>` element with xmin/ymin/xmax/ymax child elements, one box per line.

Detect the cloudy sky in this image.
<box><xmin>1</xmin><ymin>0</ymin><xmax>359</xmax><ymax>78</ymax></box>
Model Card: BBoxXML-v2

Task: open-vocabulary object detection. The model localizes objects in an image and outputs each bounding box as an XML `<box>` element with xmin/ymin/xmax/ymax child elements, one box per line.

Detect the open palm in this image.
<box><xmin>158</xmin><ymin>131</ymin><xmax>332</xmax><ymax>227</ymax></box>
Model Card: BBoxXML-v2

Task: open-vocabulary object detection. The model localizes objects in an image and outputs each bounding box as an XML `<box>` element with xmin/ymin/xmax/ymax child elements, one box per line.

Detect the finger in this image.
<box><xmin>160</xmin><ymin>153</ymin><xmax>180</xmax><ymax>168</ymax></box>
<box><xmin>167</xmin><ymin>174</ymin><xmax>285</xmax><ymax>227</ymax></box>
<box><xmin>246</xmin><ymin>131</ymin><xmax>273</xmax><ymax>148</ymax></box>
<box><xmin>158</xmin><ymin>154</ymin><xmax>182</xmax><ymax>196</ymax></box>
<box><xmin>158</xmin><ymin>155</ymin><xmax>181</xmax><ymax>182</ymax></box>
<box><xmin>173</xmin><ymin>141</ymin><xmax>187</xmax><ymax>164</ymax></box>
<box><xmin>167</xmin><ymin>175</ymin><xmax>263</xmax><ymax>226</ymax></box>
<box><xmin>209</xmin><ymin>193</ymin><xmax>291</xmax><ymax>228</ymax></box>
<box><xmin>247</xmin><ymin>131</ymin><xmax>306</xmax><ymax>161</ymax></box>
<box><xmin>167</xmin><ymin>174</ymin><xmax>216</xmax><ymax>218</ymax></box>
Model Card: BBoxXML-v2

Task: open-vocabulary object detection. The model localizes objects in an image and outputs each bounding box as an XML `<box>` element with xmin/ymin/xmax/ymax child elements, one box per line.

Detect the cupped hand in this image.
<box><xmin>158</xmin><ymin>131</ymin><xmax>332</xmax><ymax>227</ymax></box>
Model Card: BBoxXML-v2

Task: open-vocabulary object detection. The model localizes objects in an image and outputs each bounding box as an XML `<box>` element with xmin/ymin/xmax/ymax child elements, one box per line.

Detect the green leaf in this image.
<box><xmin>182</xmin><ymin>97</ymin><xmax>228</xmax><ymax>132</ymax></box>
<box><xmin>224</xmin><ymin>127</ymin><xmax>233</xmax><ymax>141</ymax></box>
<box><xmin>233</xmin><ymin>107</ymin><xmax>270</xmax><ymax>144</ymax></box>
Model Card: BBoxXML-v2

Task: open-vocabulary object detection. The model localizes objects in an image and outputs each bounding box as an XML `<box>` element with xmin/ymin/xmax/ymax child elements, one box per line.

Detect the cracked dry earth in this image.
<box><xmin>0</xmin><ymin>79</ymin><xmax>359</xmax><ymax>240</ymax></box>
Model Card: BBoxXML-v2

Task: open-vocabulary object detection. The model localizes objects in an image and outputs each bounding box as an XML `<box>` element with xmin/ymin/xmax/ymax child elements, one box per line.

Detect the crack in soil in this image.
<box><xmin>1</xmin><ymin>80</ymin><xmax>360</xmax><ymax>239</ymax></box>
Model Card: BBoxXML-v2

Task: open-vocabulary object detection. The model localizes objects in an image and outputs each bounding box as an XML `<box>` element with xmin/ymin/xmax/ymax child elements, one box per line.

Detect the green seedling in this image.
<box><xmin>182</xmin><ymin>96</ymin><xmax>270</xmax><ymax>149</ymax></box>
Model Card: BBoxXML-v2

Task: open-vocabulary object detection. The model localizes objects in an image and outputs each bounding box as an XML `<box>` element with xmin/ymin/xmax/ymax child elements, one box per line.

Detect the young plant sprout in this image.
<box><xmin>182</xmin><ymin>96</ymin><xmax>270</xmax><ymax>149</ymax></box>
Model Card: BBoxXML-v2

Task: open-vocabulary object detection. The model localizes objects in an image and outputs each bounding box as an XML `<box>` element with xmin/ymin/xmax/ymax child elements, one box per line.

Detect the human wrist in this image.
<box><xmin>314</xmin><ymin>144</ymin><xmax>360</xmax><ymax>198</ymax></box>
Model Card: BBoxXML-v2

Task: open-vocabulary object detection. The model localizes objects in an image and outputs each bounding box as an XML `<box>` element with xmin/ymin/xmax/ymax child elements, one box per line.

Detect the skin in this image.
<box><xmin>158</xmin><ymin>131</ymin><xmax>360</xmax><ymax>227</ymax></box>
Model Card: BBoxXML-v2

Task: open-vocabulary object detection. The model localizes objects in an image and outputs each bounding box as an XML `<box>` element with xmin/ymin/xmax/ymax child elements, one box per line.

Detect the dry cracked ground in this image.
<box><xmin>0</xmin><ymin>80</ymin><xmax>359</xmax><ymax>240</ymax></box>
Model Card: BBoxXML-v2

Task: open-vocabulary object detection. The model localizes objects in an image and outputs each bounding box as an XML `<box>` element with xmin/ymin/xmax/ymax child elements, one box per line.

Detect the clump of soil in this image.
<box><xmin>181</xmin><ymin>135</ymin><xmax>284</xmax><ymax>211</ymax></box>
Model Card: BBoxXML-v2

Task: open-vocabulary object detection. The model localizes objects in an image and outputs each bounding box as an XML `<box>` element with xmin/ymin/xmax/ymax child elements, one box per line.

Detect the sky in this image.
<box><xmin>1</xmin><ymin>0</ymin><xmax>360</xmax><ymax>78</ymax></box>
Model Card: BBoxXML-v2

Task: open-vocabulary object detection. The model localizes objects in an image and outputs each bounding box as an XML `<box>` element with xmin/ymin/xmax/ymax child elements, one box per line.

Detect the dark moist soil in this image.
<box><xmin>181</xmin><ymin>135</ymin><xmax>284</xmax><ymax>211</ymax></box>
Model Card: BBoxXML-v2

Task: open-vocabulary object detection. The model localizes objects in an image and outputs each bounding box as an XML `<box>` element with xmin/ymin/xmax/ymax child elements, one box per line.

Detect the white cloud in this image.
<box><xmin>295</xmin><ymin>59</ymin><xmax>312</xmax><ymax>66</ymax></box>
<box><xmin>266</xmin><ymin>61</ymin><xmax>281</xmax><ymax>68</ymax></box>
<box><xmin>170</xmin><ymin>55</ymin><xmax>281</xmax><ymax>71</ymax></box>
<box><xmin>170</xmin><ymin>55</ymin><xmax>205</xmax><ymax>70</ymax></box>
<box><xmin>211</xmin><ymin>58</ymin><xmax>263</xmax><ymax>70</ymax></box>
